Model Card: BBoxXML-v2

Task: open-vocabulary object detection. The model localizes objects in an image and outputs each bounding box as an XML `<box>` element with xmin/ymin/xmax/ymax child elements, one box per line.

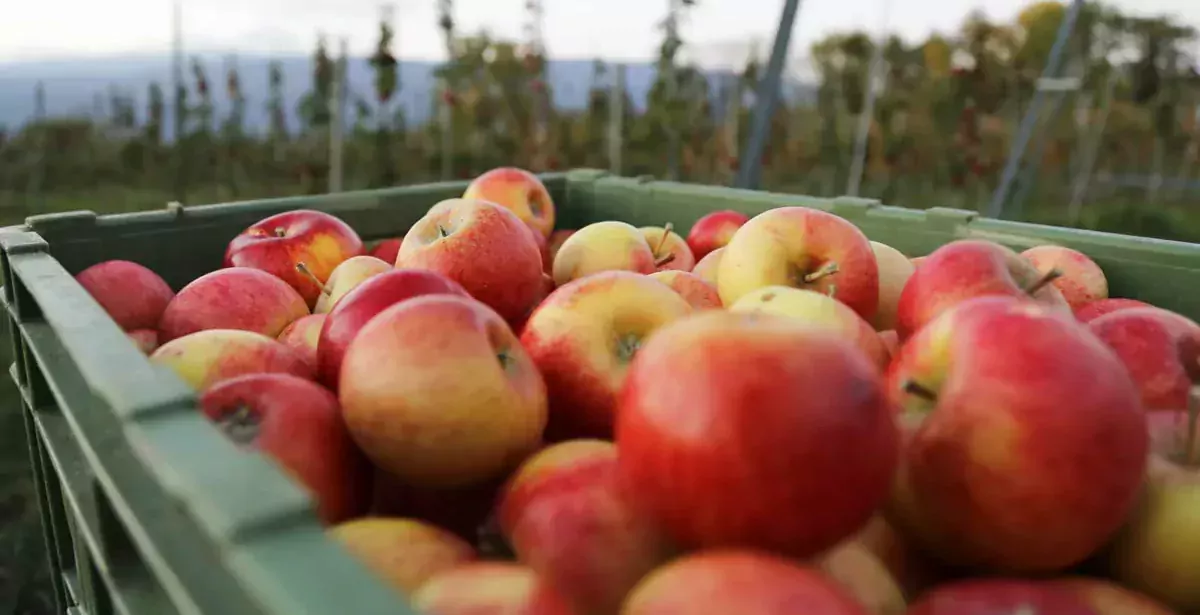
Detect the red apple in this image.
<box><xmin>128</xmin><ymin>329</ymin><xmax>159</xmax><ymax>355</ymax></box>
<box><xmin>1074</xmin><ymin>298</ymin><xmax>1151</xmax><ymax>324</ymax></box>
<box><xmin>648</xmin><ymin>270</ymin><xmax>722</xmax><ymax>310</ymax></box>
<box><xmin>370</xmin><ymin>470</ymin><xmax>506</xmax><ymax>544</ymax></box>
<box><xmin>622</xmin><ymin>550</ymin><xmax>869</xmax><ymax>615</ymax></box>
<box><xmin>718</xmin><ymin>207</ymin><xmax>880</xmax><ymax>322</ymax></box>
<box><xmin>551</xmin><ymin>221</ymin><xmax>657</xmax><ymax>287</ymax></box>
<box><xmin>413</xmin><ymin>563</ymin><xmax>578</xmax><ymax>615</ymax></box>
<box><xmin>463</xmin><ymin>167</ymin><xmax>556</xmax><ymax>238</ymax></box>
<box><xmin>1088</xmin><ymin>306</ymin><xmax>1200</xmax><ymax>411</ymax></box>
<box><xmin>75</xmin><ymin>260</ymin><xmax>174</xmax><ymax>331</ymax></box>
<box><xmin>317</xmin><ymin>268</ymin><xmax>468</xmax><ymax>390</ymax></box>
<box><xmin>906</xmin><ymin>580</ymin><xmax>1098</xmax><ymax>615</ymax></box>
<box><xmin>1054</xmin><ymin>577</ymin><xmax>1179</xmax><ymax>615</ymax></box>
<box><xmin>497</xmin><ymin>440</ymin><xmax>674</xmax><ymax>615</ymax></box>
<box><xmin>339</xmin><ymin>295</ymin><xmax>547</xmax><ymax>488</ymax></box>
<box><xmin>1022</xmin><ymin>245</ymin><xmax>1109</xmax><ymax>310</ymax></box>
<box><xmin>398</xmin><ymin>198</ymin><xmax>544</xmax><ymax>325</ymax></box>
<box><xmin>520</xmin><ymin>271</ymin><xmax>692</xmax><ymax>440</ymax></box>
<box><xmin>895</xmin><ymin>239</ymin><xmax>1067</xmax><ymax>341</ymax></box>
<box><xmin>686</xmin><ymin>210</ymin><xmax>749</xmax><ymax>261</ymax></box>
<box><xmin>885</xmin><ymin>296</ymin><xmax>1147</xmax><ymax>572</ymax></box>
<box><xmin>150</xmin><ymin>329</ymin><xmax>314</xmax><ymax>391</ymax></box>
<box><xmin>276</xmin><ymin>313</ymin><xmax>326</xmax><ymax>374</ymax></box>
<box><xmin>158</xmin><ymin>267</ymin><xmax>309</xmax><ymax>343</ymax></box>
<box><xmin>616</xmin><ymin>310</ymin><xmax>897</xmax><ymax>558</ymax></box>
<box><xmin>640</xmin><ymin>225</ymin><xmax>696</xmax><ymax>272</ymax></box>
<box><xmin>225</xmin><ymin>209</ymin><xmax>364</xmax><ymax>307</ymax></box>
<box><xmin>330</xmin><ymin>517</ymin><xmax>476</xmax><ymax>594</ymax></box>
<box><xmin>199</xmin><ymin>373</ymin><xmax>369</xmax><ymax>524</ymax></box>
<box><xmin>369</xmin><ymin>238</ymin><xmax>403</xmax><ymax>265</ymax></box>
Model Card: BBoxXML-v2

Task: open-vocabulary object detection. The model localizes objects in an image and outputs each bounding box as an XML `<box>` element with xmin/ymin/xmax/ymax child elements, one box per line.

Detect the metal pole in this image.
<box><xmin>608</xmin><ymin>63</ymin><xmax>625</xmax><ymax>174</ymax></box>
<box><xmin>984</xmin><ymin>0</ymin><xmax>1085</xmax><ymax>219</ymax></box>
<box><xmin>734</xmin><ymin>0</ymin><xmax>803</xmax><ymax>189</ymax></box>
<box><xmin>1066</xmin><ymin>67</ymin><xmax>1117</xmax><ymax>224</ymax></box>
<box><xmin>328</xmin><ymin>37</ymin><xmax>347</xmax><ymax>193</ymax></box>
<box><xmin>1008</xmin><ymin>71</ymin><xmax>1080</xmax><ymax>219</ymax></box>
<box><xmin>846</xmin><ymin>0</ymin><xmax>894</xmax><ymax>197</ymax></box>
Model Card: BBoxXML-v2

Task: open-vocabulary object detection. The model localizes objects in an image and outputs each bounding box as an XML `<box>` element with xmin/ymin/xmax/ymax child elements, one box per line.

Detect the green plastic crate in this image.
<box><xmin>4</xmin><ymin>169</ymin><xmax>1200</xmax><ymax>615</ymax></box>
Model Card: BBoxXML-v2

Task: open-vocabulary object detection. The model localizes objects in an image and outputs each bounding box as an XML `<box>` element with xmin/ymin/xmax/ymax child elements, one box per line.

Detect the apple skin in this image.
<box><xmin>551</xmin><ymin>221</ymin><xmax>656</xmax><ymax>287</ymax></box>
<box><xmin>150</xmin><ymin>329</ymin><xmax>314</xmax><ymax>391</ymax></box>
<box><xmin>1087</xmin><ymin>307</ymin><xmax>1200</xmax><ymax>411</ymax></box>
<box><xmin>717</xmin><ymin>206</ymin><xmax>880</xmax><ymax>322</ymax></box>
<box><xmin>75</xmin><ymin>260</ymin><xmax>175</xmax><ymax>331</ymax></box>
<box><xmin>312</xmin><ymin>255</ymin><xmax>392</xmax><ymax>314</ymax></box>
<box><xmin>330</xmin><ymin>517</ymin><xmax>476</xmax><ymax>594</ymax></box>
<box><xmin>1073</xmin><ymin>298</ymin><xmax>1150</xmax><ymax>324</ymax></box>
<box><xmin>1053</xmin><ymin>577</ymin><xmax>1179</xmax><ymax>615</ymax></box>
<box><xmin>317</xmin><ymin>268</ymin><xmax>469</xmax><ymax>390</ymax></box>
<box><xmin>894</xmin><ymin>239</ymin><xmax>1067</xmax><ymax>341</ymax></box>
<box><xmin>648</xmin><ymin>270</ymin><xmax>722</xmax><ymax>310</ymax></box>
<box><xmin>690</xmin><ymin>246</ymin><xmax>724</xmax><ymax>287</ymax></box>
<box><xmin>906</xmin><ymin>580</ymin><xmax>1099</xmax><ymax>615</ymax></box>
<box><xmin>621</xmin><ymin>550</ymin><xmax>869</xmax><ymax>615</ymax></box>
<box><xmin>339</xmin><ymin>294</ymin><xmax>547</xmax><ymax>488</ymax></box>
<box><xmin>884</xmin><ymin>296</ymin><xmax>1148</xmax><ymax>573</ymax></box>
<box><xmin>640</xmin><ymin>226</ymin><xmax>696</xmax><ymax>272</ymax></box>
<box><xmin>851</xmin><ymin>515</ymin><xmax>944</xmax><ymax>600</ymax></box>
<box><xmin>496</xmin><ymin>440</ymin><xmax>675</xmax><ymax>615</ymax></box>
<box><xmin>463</xmin><ymin>167</ymin><xmax>556</xmax><ymax>238</ymax></box>
<box><xmin>546</xmin><ymin>230</ymin><xmax>575</xmax><ymax>271</ymax></box>
<box><xmin>616</xmin><ymin>310</ymin><xmax>897</xmax><ymax>558</ymax></box>
<box><xmin>729</xmin><ymin>286</ymin><xmax>890</xmax><ymax>370</ymax></box>
<box><xmin>369</xmin><ymin>238</ymin><xmax>403</xmax><ymax>265</ymax></box>
<box><xmin>198</xmin><ymin>373</ymin><xmax>369</xmax><ymax>524</ymax></box>
<box><xmin>686</xmin><ymin>210</ymin><xmax>749</xmax><ymax>261</ymax></box>
<box><xmin>128</xmin><ymin>329</ymin><xmax>160</xmax><ymax>355</ymax></box>
<box><xmin>370</xmin><ymin>469</ymin><xmax>507</xmax><ymax>544</ymax></box>
<box><xmin>276</xmin><ymin>313</ymin><xmax>326</xmax><ymax>374</ymax></box>
<box><xmin>869</xmin><ymin>241</ymin><xmax>915</xmax><ymax>332</ymax></box>
<box><xmin>398</xmin><ymin>198</ymin><xmax>544</xmax><ymax>325</ymax></box>
<box><xmin>814</xmin><ymin>540</ymin><xmax>907</xmax><ymax>615</ymax></box>
<box><xmin>1022</xmin><ymin>245</ymin><xmax>1108</xmax><ymax>310</ymax></box>
<box><xmin>158</xmin><ymin>267</ymin><xmax>310</xmax><ymax>343</ymax></box>
<box><xmin>225</xmin><ymin>209</ymin><xmax>364</xmax><ymax>307</ymax></box>
<box><xmin>520</xmin><ymin>271</ymin><xmax>692</xmax><ymax>441</ymax></box>
<box><xmin>910</xmin><ymin>256</ymin><xmax>926</xmax><ymax>269</ymax></box>
<box><xmin>413</xmin><ymin>563</ymin><xmax>578</xmax><ymax>615</ymax></box>
<box><xmin>1106</xmin><ymin>408</ymin><xmax>1200</xmax><ymax>612</ymax></box>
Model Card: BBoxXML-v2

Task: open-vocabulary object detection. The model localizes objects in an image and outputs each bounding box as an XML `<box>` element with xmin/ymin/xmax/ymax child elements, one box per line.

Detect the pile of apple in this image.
<box><xmin>73</xmin><ymin>166</ymin><xmax>1200</xmax><ymax>615</ymax></box>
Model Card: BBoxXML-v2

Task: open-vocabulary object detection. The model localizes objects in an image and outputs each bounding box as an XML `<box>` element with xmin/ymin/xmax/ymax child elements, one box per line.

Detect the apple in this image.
<box><xmin>75</xmin><ymin>260</ymin><xmax>174</xmax><ymax>332</ymax></box>
<box><xmin>1088</xmin><ymin>307</ymin><xmax>1200</xmax><ymax>411</ymax></box>
<box><xmin>158</xmin><ymin>267</ymin><xmax>309</xmax><ymax>343</ymax></box>
<box><xmin>496</xmin><ymin>440</ymin><xmax>674</xmax><ymax>615</ymax></box>
<box><xmin>686</xmin><ymin>210</ymin><xmax>749</xmax><ymax>261</ymax></box>
<box><xmin>718</xmin><ymin>206</ymin><xmax>880</xmax><ymax>322</ymax></box>
<box><xmin>1022</xmin><ymin>245</ymin><xmax>1108</xmax><ymax>310</ymax></box>
<box><xmin>895</xmin><ymin>239</ymin><xmax>1067</xmax><ymax>341</ymax></box>
<box><xmin>648</xmin><ymin>270</ymin><xmax>722</xmax><ymax>310</ymax></box>
<box><xmin>369</xmin><ymin>238</ymin><xmax>403</xmax><ymax>265</ymax></box>
<box><xmin>885</xmin><ymin>296</ymin><xmax>1148</xmax><ymax>573</ymax></box>
<box><xmin>150</xmin><ymin>329</ymin><xmax>314</xmax><ymax>391</ymax></box>
<box><xmin>317</xmin><ymin>268</ymin><xmax>469</xmax><ymax>390</ymax></box>
<box><xmin>1054</xmin><ymin>577</ymin><xmax>1178</xmax><ymax>615</ymax></box>
<box><xmin>312</xmin><ymin>255</ymin><xmax>392</xmax><ymax>314</ymax></box>
<box><xmin>225</xmin><ymin>209</ymin><xmax>364</xmax><ymax>307</ymax></box>
<box><xmin>526</xmin><ymin>223</ymin><xmax>551</xmax><ymax>272</ymax></box>
<box><xmin>906</xmin><ymin>580</ymin><xmax>1098</xmax><ymax>615</ymax></box>
<box><xmin>276</xmin><ymin>313</ymin><xmax>326</xmax><ymax>374</ymax></box>
<box><xmin>814</xmin><ymin>540</ymin><xmax>906</xmax><ymax>615</ymax></box>
<box><xmin>339</xmin><ymin>294</ymin><xmax>547</xmax><ymax>488</ymax></box>
<box><xmin>640</xmin><ymin>224</ymin><xmax>696</xmax><ymax>272</ymax></box>
<box><xmin>199</xmin><ymin>373</ymin><xmax>369</xmax><ymax>524</ymax></box>
<box><xmin>690</xmin><ymin>246</ymin><xmax>724</xmax><ymax>287</ymax></box>
<box><xmin>729</xmin><ymin>286</ymin><xmax>890</xmax><ymax>370</ymax></box>
<box><xmin>551</xmin><ymin>221</ymin><xmax>656</xmax><ymax>287</ymax></box>
<box><xmin>1106</xmin><ymin>398</ymin><xmax>1200</xmax><ymax>613</ymax></box>
<box><xmin>878</xmin><ymin>330</ymin><xmax>899</xmax><ymax>361</ymax></box>
<box><xmin>851</xmin><ymin>515</ymin><xmax>944</xmax><ymax>600</ymax></box>
<box><xmin>1074</xmin><ymin>298</ymin><xmax>1150</xmax><ymax>324</ymax></box>
<box><xmin>869</xmin><ymin>241</ymin><xmax>914</xmax><ymax>331</ymax></box>
<box><xmin>546</xmin><ymin>230</ymin><xmax>575</xmax><ymax>270</ymax></box>
<box><xmin>370</xmin><ymin>470</ymin><xmax>507</xmax><ymax>544</ymax></box>
<box><xmin>622</xmin><ymin>551</ymin><xmax>869</xmax><ymax>615</ymax></box>
<box><xmin>413</xmin><ymin>563</ymin><xmax>578</xmax><ymax>615</ymax></box>
<box><xmin>330</xmin><ymin>517</ymin><xmax>476</xmax><ymax>594</ymax></box>
<box><xmin>520</xmin><ymin>271</ymin><xmax>692</xmax><ymax>440</ymax></box>
<box><xmin>128</xmin><ymin>329</ymin><xmax>159</xmax><ymax>355</ymax></box>
<box><xmin>910</xmin><ymin>256</ymin><xmax>926</xmax><ymax>269</ymax></box>
<box><xmin>398</xmin><ymin>198</ymin><xmax>544</xmax><ymax>325</ymax></box>
<box><xmin>616</xmin><ymin>310</ymin><xmax>896</xmax><ymax>557</ymax></box>
<box><xmin>463</xmin><ymin>167</ymin><xmax>556</xmax><ymax>238</ymax></box>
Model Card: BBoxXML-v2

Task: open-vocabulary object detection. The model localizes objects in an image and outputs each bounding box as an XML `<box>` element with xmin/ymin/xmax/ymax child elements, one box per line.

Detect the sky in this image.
<box><xmin>2</xmin><ymin>0</ymin><xmax>1200</xmax><ymax>69</ymax></box>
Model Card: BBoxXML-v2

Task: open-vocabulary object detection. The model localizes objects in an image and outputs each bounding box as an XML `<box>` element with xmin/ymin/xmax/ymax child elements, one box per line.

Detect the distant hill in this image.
<box><xmin>0</xmin><ymin>53</ymin><xmax>818</xmax><ymax>135</ymax></box>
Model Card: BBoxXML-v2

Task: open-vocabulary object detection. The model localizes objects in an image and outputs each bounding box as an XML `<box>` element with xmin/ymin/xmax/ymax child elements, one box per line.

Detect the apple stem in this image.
<box><xmin>294</xmin><ymin>262</ymin><xmax>331</xmax><ymax>295</ymax></box>
<box><xmin>1024</xmin><ymin>268</ymin><xmax>1063</xmax><ymax>296</ymax></box>
<box><xmin>903</xmin><ymin>379</ymin><xmax>937</xmax><ymax>403</ymax></box>
<box><xmin>1186</xmin><ymin>385</ymin><xmax>1199</xmax><ymax>467</ymax></box>
<box><xmin>652</xmin><ymin>223</ymin><xmax>674</xmax><ymax>258</ymax></box>
<box><xmin>216</xmin><ymin>405</ymin><xmax>260</xmax><ymax>447</ymax></box>
<box><xmin>654</xmin><ymin>252</ymin><xmax>677</xmax><ymax>268</ymax></box>
<box><xmin>803</xmin><ymin>261</ymin><xmax>840</xmax><ymax>283</ymax></box>
<box><xmin>437</xmin><ymin>224</ymin><xmax>450</xmax><ymax>239</ymax></box>
<box><xmin>273</xmin><ymin>227</ymin><xmax>288</xmax><ymax>238</ymax></box>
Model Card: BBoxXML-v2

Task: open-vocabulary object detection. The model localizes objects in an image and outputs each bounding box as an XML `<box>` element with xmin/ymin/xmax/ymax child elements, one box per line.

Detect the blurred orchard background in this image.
<box><xmin>1</xmin><ymin>0</ymin><xmax>1200</xmax><ymax>611</ymax></box>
